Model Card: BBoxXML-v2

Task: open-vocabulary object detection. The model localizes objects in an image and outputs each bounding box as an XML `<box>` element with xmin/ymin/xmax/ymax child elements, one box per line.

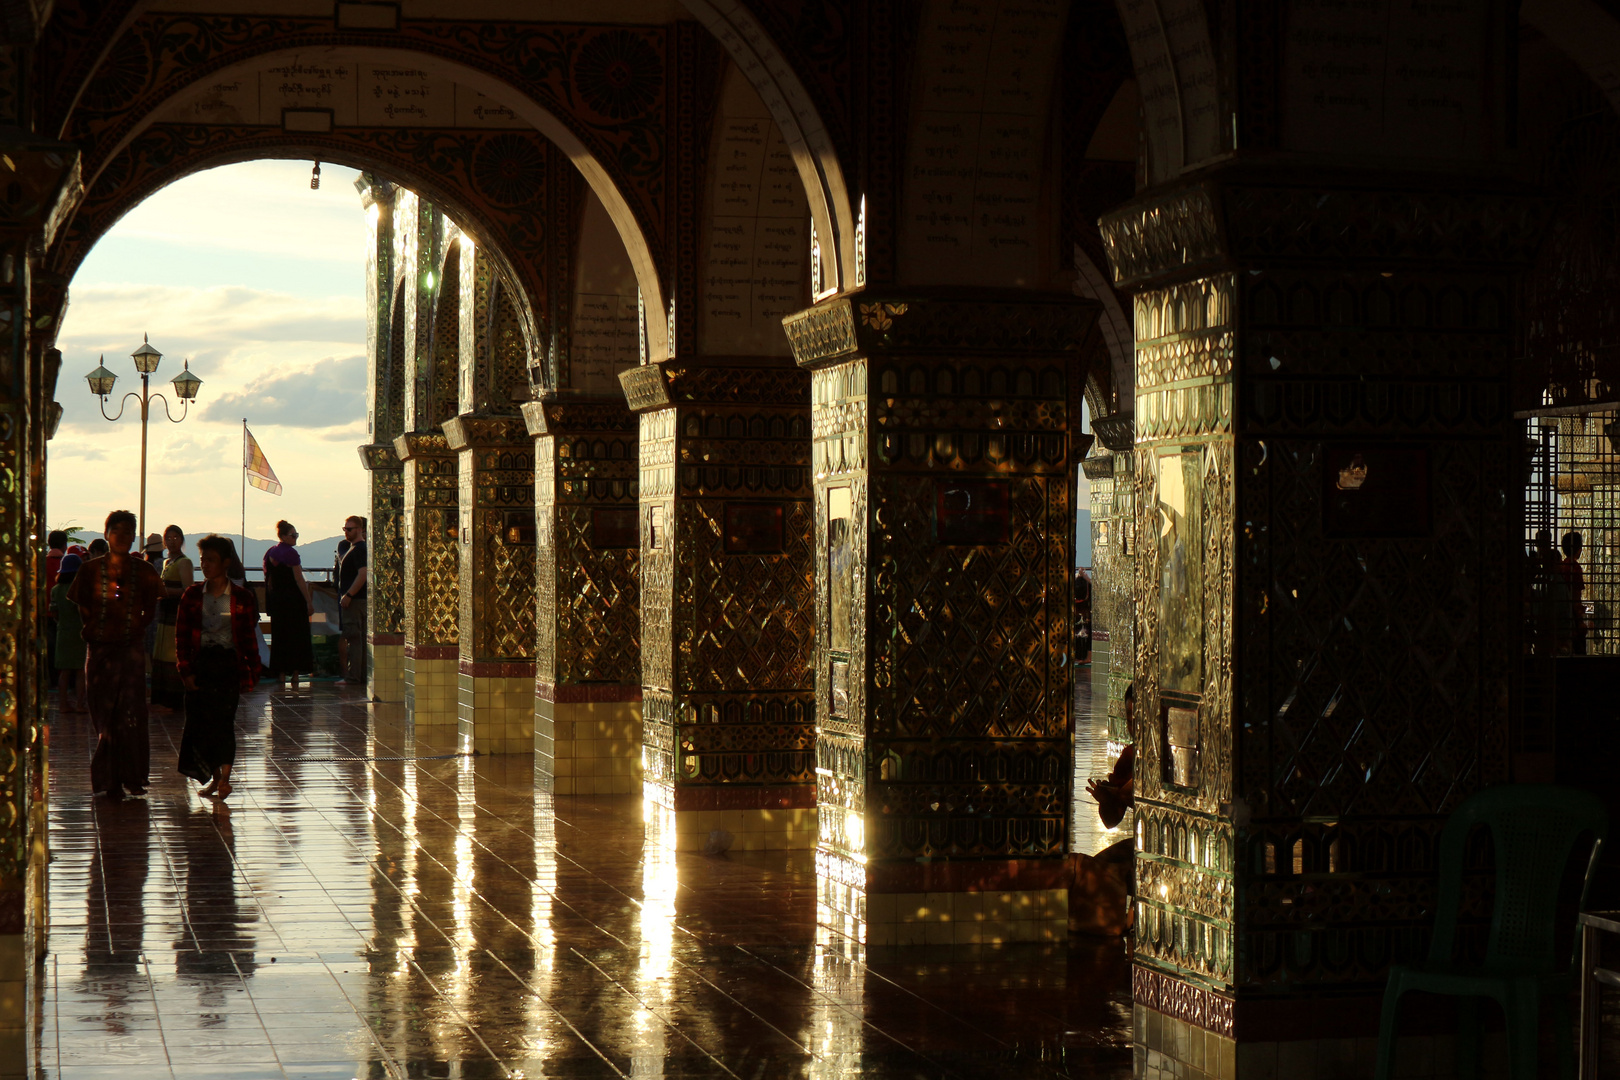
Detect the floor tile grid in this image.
<box><xmin>239</xmin><ymin>724</ymin><xmax>652</xmax><ymax>1077</ymax></box>
<box><xmin>50</xmin><ymin>698</ymin><xmax>423</xmax><ymax>1079</ymax></box>
<box><xmin>269</xmin><ymin>712</ymin><xmax>954</xmax><ymax>1079</ymax></box>
<box><xmin>148</xmin><ymin>710</ymin><xmax>409</xmax><ymax>1079</ymax></box>
<box><xmin>309</xmin><ymin>721</ymin><xmax>1071</xmax><ymax>1080</ymax></box>
<box><xmin>219</xmin><ymin>767</ymin><xmax>479</xmax><ymax>1078</ymax></box>
<box><xmin>328</xmin><ymin>737</ymin><xmax>910</xmax><ymax>1074</ymax></box>
<box><xmin>43</xmin><ymin>687</ymin><xmax>1134</xmax><ymax>1079</ymax></box>
<box><xmin>317</xmin><ymin>707</ymin><xmax>1094</xmax><ymax>1080</ymax></box>
<box><xmin>263</xmin><ymin>752</ymin><xmax>772</xmax><ymax>1078</ymax></box>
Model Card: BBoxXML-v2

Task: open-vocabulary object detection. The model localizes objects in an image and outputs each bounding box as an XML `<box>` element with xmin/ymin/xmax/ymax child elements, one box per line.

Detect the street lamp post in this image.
<box><xmin>85</xmin><ymin>335</ymin><xmax>203</xmax><ymax>544</ymax></box>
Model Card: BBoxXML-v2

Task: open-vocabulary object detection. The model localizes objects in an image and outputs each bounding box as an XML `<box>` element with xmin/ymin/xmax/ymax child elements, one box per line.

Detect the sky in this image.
<box><xmin>49</xmin><ymin>159</ymin><xmax>370</xmax><ymax>549</ymax></box>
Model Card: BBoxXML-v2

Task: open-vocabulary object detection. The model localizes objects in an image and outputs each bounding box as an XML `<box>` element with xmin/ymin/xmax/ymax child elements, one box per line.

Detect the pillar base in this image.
<box><xmin>817</xmin><ymin>850</ymin><xmax>1070</xmax><ymax>947</ymax></box>
<box><xmin>368</xmin><ymin>634</ymin><xmax>404</xmax><ymax>702</ymax></box>
<box><xmin>456</xmin><ymin>661</ymin><xmax>534</xmax><ymax>754</ymax></box>
<box><xmin>404</xmin><ymin>646</ymin><xmax>458</xmax><ymax>735</ymax></box>
<box><xmin>643</xmin><ymin>783</ymin><xmax>817</xmax><ymax>851</ymax></box>
<box><xmin>536</xmin><ymin>683</ymin><xmax>642</xmax><ymax>795</ymax></box>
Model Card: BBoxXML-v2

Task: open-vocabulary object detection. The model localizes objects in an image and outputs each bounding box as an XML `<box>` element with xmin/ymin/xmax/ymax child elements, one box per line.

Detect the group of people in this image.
<box><xmin>1531</xmin><ymin>528</ymin><xmax>1593</xmax><ymax>655</ymax></box>
<box><xmin>43</xmin><ymin>511</ymin><xmax>370</xmax><ymax>801</ymax></box>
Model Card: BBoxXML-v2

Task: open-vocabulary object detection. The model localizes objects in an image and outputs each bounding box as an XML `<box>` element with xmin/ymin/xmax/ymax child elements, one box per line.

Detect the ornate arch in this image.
<box><xmin>36</xmin><ymin>4</ymin><xmax>861</xmax><ymax>351</ymax></box>
<box><xmin>44</xmin><ymin>125</ymin><xmax>553</xmax><ymax>379</ymax></box>
<box><xmin>46</xmin><ymin>20</ymin><xmax>675</xmax><ymax>358</ymax></box>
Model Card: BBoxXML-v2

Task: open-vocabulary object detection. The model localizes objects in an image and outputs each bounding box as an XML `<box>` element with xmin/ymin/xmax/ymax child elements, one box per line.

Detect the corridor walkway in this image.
<box><xmin>38</xmin><ymin>685</ymin><xmax>1133</xmax><ymax>1079</ymax></box>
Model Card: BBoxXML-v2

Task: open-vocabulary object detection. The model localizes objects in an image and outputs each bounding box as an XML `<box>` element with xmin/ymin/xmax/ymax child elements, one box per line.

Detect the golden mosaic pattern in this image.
<box><xmin>532</xmin><ymin>401</ymin><xmax>640</xmax><ymax>688</ymax></box>
<box><xmin>1130</xmin><ymin>275</ymin><xmax>1238</xmax><ymax>989</ymax></box>
<box><xmin>632</xmin><ymin>365</ymin><xmax>817</xmax><ymax>799</ymax></box>
<box><xmin>453</xmin><ymin>423</ymin><xmax>537</xmax><ymax>662</ymax></box>
<box><xmin>365</xmin><ymin>452</ymin><xmax>406</xmax><ymax>637</ymax></box>
<box><xmin>808</xmin><ymin>349</ymin><xmax>1078</xmax><ymax>864</ymax></box>
<box><xmin>401</xmin><ymin>440</ymin><xmax>459</xmax><ymax>649</ymax></box>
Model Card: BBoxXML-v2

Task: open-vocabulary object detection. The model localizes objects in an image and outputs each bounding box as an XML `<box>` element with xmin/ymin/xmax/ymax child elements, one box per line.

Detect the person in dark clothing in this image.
<box><xmin>1561</xmin><ymin>531</ymin><xmax>1590</xmax><ymax>655</ymax></box>
<box><xmin>66</xmin><ymin>510</ymin><xmax>165</xmax><ymax>798</ymax></box>
<box><xmin>176</xmin><ymin>535</ymin><xmax>261</xmax><ymax>799</ymax></box>
<box><xmin>262</xmin><ymin>519</ymin><xmax>313</xmax><ymax>688</ymax></box>
<box><xmin>336</xmin><ymin>515</ymin><xmax>368</xmax><ymax>686</ymax></box>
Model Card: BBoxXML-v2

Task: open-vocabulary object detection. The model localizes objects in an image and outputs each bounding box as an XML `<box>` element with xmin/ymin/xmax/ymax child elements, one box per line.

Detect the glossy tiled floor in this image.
<box><xmin>37</xmin><ymin>683</ymin><xmax>1133</xmax><ymax>1079</ymax></box>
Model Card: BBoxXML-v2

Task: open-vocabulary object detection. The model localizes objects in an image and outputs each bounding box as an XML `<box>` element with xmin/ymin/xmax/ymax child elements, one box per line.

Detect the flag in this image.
<box><xmin>244</xmin><ymin>426</ymin><xmax>282</xmax><ymax>495</ymax></box>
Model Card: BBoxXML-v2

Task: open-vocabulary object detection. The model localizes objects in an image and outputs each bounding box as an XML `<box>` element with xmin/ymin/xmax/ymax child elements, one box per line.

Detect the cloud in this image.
<box><xmin>95</xmin><ymin>160</ymin><xmax>367</xmax><ymax>266</ymax></box>
<box><xmin>203</xmin><ymin>354</ymin><xmax>366</xmax><ymax>428</ymax></box>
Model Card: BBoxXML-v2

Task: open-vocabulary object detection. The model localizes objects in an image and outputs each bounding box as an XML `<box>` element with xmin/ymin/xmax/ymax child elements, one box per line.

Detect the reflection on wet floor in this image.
<box><xmin>40</xmin><ymin>684</ymin><xmax>1132</xmax><ymax>1079</ymax></box>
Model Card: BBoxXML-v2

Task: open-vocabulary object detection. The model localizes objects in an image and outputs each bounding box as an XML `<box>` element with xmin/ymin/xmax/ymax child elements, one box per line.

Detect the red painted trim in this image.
<box><xmin>369</xmin><ymin>633</ymin><xmax>405</xmax><ymax>646</ymax></box>
<box><xmin>405</xmin><ymin>644</ymin><xmax>458</xmax><ymax>660</ymax></box>
<box><xmin>536</xmin><ymin>682</ymin><xmax>643</xmax><ymax>703</ymax></box>
<box><xmin>458</xmin><ymin>659</ymin><xmax>537</xmax><ymax>679</ymax></box>
<box><xmin>667</xmin><ymin>784</ymin><xmax>817</xmax><ymax>812</ymax></box>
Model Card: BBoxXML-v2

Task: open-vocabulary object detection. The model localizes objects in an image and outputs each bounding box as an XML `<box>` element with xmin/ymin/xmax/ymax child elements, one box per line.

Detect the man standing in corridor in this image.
<box><xmin>336</xmin><ymin>515</ymin><xmax>369</xmax><ymax>686</ymax></box>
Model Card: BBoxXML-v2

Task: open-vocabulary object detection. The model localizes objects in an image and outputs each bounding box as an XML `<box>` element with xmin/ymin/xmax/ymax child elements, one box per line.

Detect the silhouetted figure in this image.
<box><xmin>68</xmin><ymin>510</ymin><xmax>164</xmax><ymax>798</ymax></box>
<box><xmin>262</xmin><ymin>520</ymin><xmax>313</xmax><ymax>688</ymax></box>
<box><xmin>1561</xmin><ymin>530</ymin><xmax>1589</xmax><ymax>655</ymax></box>
<box><xmin>176</xmin><ymin>535</ymin><xmax>261</xmax><ymax>801</ymax></box>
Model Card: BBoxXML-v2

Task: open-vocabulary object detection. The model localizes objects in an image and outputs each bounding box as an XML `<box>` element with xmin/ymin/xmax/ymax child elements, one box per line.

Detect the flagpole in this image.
<box><xmin>241</xmin><ymin>418</ymin><xmax>247</xmax><ymax>559</ymax></box>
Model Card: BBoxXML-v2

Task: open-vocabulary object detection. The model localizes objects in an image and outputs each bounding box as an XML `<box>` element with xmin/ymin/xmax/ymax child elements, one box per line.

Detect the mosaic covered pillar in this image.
<box><xmin>0</xmin><ymin>134</ymin><xmax>78</xmax><ymax>1073</ymax></box>
<box><xmin>357</xmin><ymin>176</ymin><xmax>405</xmax><ymax>701</ymax></box>
<box><xmin>524</xmin><ymin>396</ymin><xmax>641</xmax><ymax>794</ymax></box>
<box><xmin>396</xmin><ymin>222</ymin><xmax>461</xmax><ymax>737</ymax></box>
<box><xmin>1096</xmin><ymin>178</ymin><xmax>1541</xmax><ymax>1068</ymax></box>
<box><xmin>784</xmin><ymin>293</ymin><xmax>1098</xmax><ymax>946</ymax></box>
<box><xmin>396</xmin><ymin>434</ymin><xmax>459</xmax><ymax>733</ymax></box>
<box><xmin>444</xmin><ymin>240</ymin><xmax>537</xmax><ymax>755</ymax></box>
<box><xmin>443</xmin><ymin>415</ymin><xmax>535</xmax><ymax>754</ymax></box>
<box><xmin>620</xmin><ymin>360</ymin><xmax>816</xmax><ymax>851</ymax></box>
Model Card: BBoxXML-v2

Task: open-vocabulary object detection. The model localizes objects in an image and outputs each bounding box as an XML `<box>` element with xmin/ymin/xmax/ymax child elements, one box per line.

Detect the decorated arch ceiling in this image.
<box><xmin>33</xmin><ymin>7</ymin><xmax>691</xmax><ymax>358</ymax></box>
<box><xmin>44</xmin><ymin>121</ymin><xmax>569</xmax><ymax>383</ymax></box>
<box><xmin>30</xmin><ymin>0</ymin><xmax>869</xmax><ymax>364</ymax></box>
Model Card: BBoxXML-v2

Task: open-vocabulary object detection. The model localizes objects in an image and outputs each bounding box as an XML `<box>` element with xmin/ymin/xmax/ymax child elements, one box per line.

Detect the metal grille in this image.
<box><xmin>1524</xmin><ymin>408</ymin><xmax>1620</xmax><ymax>655</ymax></box>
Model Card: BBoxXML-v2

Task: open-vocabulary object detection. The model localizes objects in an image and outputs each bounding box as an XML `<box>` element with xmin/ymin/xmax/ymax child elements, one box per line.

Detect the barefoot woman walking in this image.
<box><xmin>175</xmin><ymin>535</ymin><xmax>261</xmax><ymax>799</ymax></box>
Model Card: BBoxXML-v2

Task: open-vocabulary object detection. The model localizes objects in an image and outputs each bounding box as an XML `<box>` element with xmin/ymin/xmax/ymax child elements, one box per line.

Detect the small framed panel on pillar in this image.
<box><xmin>620</xmin><ymin>359</ymin><xmax>817</xmax><ymax>851</ymax></box>
<box><xmin>524</xmin><ymin>396</ymin><xmax>642</xmax><ymax>794</ymax></box>
<box><xmin>394</xmin><ymin>432</ymin><xmax>459</xmax><ymax>739</ymax></box>
<box><xmin>359</xmin><ymin>442</ymin><xmax>406</xmax><ymax>702</ymax></box>
<box><xmin>784</xmin><ymin>292</ymin><xmax>1100</xmax><ymax>946</ymax></box>
<box><xmin>443</xmin><ymin>415</ymin><xmax>537</xmax><ymax>755</ymax></box>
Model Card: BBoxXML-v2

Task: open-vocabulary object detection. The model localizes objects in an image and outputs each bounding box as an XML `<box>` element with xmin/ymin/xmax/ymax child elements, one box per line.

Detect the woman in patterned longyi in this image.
<box><xmin>175</xmin><ymin>535</ymin><xmax>261</xmax><ymax>800</ymax></box>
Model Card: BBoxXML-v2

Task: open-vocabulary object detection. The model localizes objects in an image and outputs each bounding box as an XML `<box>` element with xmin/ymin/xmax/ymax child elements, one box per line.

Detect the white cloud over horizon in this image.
<box><xmin>49</xmin><ymin>161</ymin><xmax>372</xmax><ymax>540</ymax></box>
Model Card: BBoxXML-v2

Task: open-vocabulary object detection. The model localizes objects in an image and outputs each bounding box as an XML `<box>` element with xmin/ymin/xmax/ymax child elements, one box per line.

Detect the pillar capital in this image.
<box><xmin>443</xmin><ymin>413</ymin><xmax>528</xmax><ymax>452</ymax></box>
<box><xmin>783</xmin><ymin>289</ymin><xmax>1100</xmax><ymax>370</ymax></box>
<box><xmin>393</xmin><ymin>430</ymin><xmax>454</xmax><ymax>462</ymax></box>
<box><xmin>1099</xmin><ymin>170</ymin><xmax>1551</xmax><ymax>291</ymax></box>
<box><xmin>619</xmin><ymin>357</ymin><xmax>808</xmax><ymax>413</ymax></box>
<box><xmin>522</xmin><ymin>395</ymin><xmax>639</xmax><ymax>438</ymax></box>
<box><xmin>357</xmin><ymin>442</ymin><xmax>402</xmax><ymax>472</ymax></box>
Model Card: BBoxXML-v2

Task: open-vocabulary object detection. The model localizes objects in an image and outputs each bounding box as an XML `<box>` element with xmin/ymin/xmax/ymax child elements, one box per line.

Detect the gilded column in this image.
<box><xmin>784</xmin><ymin>292</ymin><xmax>1099</xmax><ymax>946</ymax></box>
<box><xmin>444</xmin><ymin>415</ymin><xmax>535</xmax><ymax>754</ymax></box>
<box><xmin>524</xmin><ymin>396</ymin><xmax>641</xmax><ymax>794</ymax></box>
<box><xmin>1095</xmin><ymin>177</ymin><xmax>1540</xmax><ymax>1061</ymax></box>
<box><xmin>2</xmin><ymin>133</ymin><xmax>78</xmax><ymax>1070</ymax></box>
<box><xmin>396</xmin><ymin>224</ymin><xmax>461</xmax><ymax>737</ymax></box>
<box><xmin>446</xmin><ymin>240</ymin><xmax>537</xmax><ymax>754</ymax></box>
<box><xmin>357</xmin><ymin>175</ymin><xmax>405</xmax><ymax>701</ymax></box>
<box><xmin>620</xmin><ymin>360</ymin><xmax>817</xmax><ymax>851</ymax></box>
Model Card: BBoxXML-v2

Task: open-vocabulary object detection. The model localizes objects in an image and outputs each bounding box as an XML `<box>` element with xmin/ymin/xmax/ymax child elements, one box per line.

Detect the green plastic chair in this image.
<box><xmin>1374</xmin><ymin>784</ymin><xmax>1608</xmax><ymax>1080</ymax></box>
